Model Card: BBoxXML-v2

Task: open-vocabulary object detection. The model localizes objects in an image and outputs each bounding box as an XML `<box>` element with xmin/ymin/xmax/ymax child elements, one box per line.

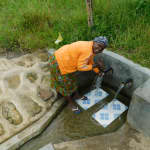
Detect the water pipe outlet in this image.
<box><xmin>122</xmin><ymin>78</ymin><xmax>133</xmax><ymax>88</ymax></box>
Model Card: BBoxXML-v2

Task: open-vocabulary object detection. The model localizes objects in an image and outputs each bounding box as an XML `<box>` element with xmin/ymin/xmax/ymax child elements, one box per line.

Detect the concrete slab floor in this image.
<box><xmin>39</xmin><ymin>143</ymin><xmax>54</xmax><ymax>150</ymax></box>
<box><xmin>54</xmin><ymin>123</ymin><xmax>150</xmax><ymax>150</ymax></box>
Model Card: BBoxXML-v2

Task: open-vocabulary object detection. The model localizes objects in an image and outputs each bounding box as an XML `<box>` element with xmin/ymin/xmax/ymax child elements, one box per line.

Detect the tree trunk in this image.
<box><xmin>85</xmin><ymin>0</ymin><xmax>94</xmax><ymax>27</ymax></box>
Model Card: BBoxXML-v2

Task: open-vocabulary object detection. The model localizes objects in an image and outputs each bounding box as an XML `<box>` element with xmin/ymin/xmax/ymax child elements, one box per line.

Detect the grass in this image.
<box><xmin>0</xmin><ymin>0</ymin><xmax>150</xmax><ymax>67</ymax></box>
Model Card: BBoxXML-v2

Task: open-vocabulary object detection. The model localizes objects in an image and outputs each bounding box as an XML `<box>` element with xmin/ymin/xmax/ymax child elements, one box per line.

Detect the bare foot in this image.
<box><xmin>64</xmin><ymin>95</ymin><xmax>81</xmax><ymax>114</ymax></box>
<box><xmin>73</xmin><ymin>91</ymin><xmax>81</xmax><ymax>100</ymax></box>
<box><xmin>69</xmin><ymin>103</ymin><xmax>81</xmax><ymax>114</ymax></box>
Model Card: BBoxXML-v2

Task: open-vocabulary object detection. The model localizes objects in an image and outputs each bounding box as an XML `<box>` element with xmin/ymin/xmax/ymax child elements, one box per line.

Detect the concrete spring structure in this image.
<box><xmin>78</xmin><ymin>49</ymin><xmax>150</xmax><ymax>137</ymax></box>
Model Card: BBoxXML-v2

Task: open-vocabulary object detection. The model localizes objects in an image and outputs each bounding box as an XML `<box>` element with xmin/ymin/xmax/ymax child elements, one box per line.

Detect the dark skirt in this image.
<box><xmin>49</xmin><ymin>54</ymin><xmax>77</xmax><ymax>96</ymax></box>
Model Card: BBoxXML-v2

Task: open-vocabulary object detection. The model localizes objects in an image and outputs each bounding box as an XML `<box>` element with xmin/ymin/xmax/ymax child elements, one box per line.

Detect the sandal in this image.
<box><xmin>72</xmin><ymin>106</ymin><xmax>81</xmax><ymax>114</ymax></box>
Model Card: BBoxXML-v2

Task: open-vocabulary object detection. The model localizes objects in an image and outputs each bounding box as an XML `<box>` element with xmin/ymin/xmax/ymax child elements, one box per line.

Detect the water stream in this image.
<box><xmin>114</xmin><ymin>83</ymin><xmax>125</xmax><ymax>100</ymax></box>
<box><xmin>92</xmin><ymin>73</ymin><xmax>104</xmax><ymax>90</ymax></box>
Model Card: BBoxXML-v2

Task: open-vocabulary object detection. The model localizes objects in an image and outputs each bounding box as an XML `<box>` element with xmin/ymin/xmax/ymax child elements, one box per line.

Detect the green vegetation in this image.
<box><xmin>0</xmin><ymin>0</ymin><xmax>150</xmax><ymax>67</ymax></box>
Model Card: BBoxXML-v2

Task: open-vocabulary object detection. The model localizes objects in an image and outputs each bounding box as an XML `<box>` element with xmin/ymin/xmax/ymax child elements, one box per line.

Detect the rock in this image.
<box><xmin>5</xmin><ymin>75</ymin><xmax>20</xmax><ymax>89</ymax></box>
<box><xmin>25</xmin><ymin>55</ymin><xmax>34</xmax><ymax>62</ymax></box>
<box><xmin>128</xmin><ymin>79</ymin><xmax>150</xmax><ymax>137</ymax></box>
<box><xmin>37</xmin><ymin>53</ymin><xmax>49</xmax><ymax>62</ymax></box>
<box><xmin>19</xmin><ymin>95</ymin><xmax>42</xmax><ymax>117</ymax></box>
<box><xmin>0</xmin><ymin>124</ymin><xmax>4</xmax><ymax>136</ymax></box>
<box><xmin>16</xmin><ymin>55</ymin><xmax>37</xmax><ymax>68</ymax></box>
<box><xmin>41</xmin><ymin>75</ymin><xmax>50</xmax><ymax>86</ymax></box>
<box><xmin>41</xmin><ymin>64</ymin><xmax>50</xmax><ymax>72</ymax></box>
<box><xmin>1</xmin><ymin>101</ymin><xmax>23</xmax><ymax>125</ymax></box>
<box><xmin>38</xmin><ymin>87</ymin><xmax>53</xmax><ymax>101</ymax></box>
<box><xmin>16</xmin><ymin>61</ymin><xmax>25</xmax><ymax>67</ymax></box>
<box><xmin>26</xmin><ymin>72</ymin><xmax>38</xmax><ymax>83</ymax></box>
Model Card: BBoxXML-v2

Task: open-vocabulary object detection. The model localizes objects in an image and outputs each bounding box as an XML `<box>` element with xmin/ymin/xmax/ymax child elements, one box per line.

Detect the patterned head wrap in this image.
<box><xmin>93</xmin><ymin>36</ymin><xmax>108</xmax><ymax>47</ymax></box>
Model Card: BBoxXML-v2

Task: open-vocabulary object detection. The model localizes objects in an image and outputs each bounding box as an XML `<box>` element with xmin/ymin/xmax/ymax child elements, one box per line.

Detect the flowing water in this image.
<box><xmin>92</xmin><ymin>74</ymin><xmax>104</xmax><ymax>90</ymax></box>
<box><xmin>114</xmin><ymin>83</ymin><xmax>125</xmax><ymax>100</ymax></box>
<box><xmin>18</xmin><ymin>85</ymin><xmax>130</xmax><ymax>150</ymax></box>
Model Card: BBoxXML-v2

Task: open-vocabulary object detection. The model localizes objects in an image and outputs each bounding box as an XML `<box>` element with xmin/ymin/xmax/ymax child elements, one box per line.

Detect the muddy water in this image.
<box><xmin>18</xmin><ymin>86</ymin><xmax>130</xmax><ymax>150</ymax></box>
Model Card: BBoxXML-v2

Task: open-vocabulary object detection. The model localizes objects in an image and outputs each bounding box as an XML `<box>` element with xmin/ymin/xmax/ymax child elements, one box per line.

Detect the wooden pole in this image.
<box><xmin>85</xmin><ymin>0</ymin><xmax>94</xmax><ymax>27</ymax></box>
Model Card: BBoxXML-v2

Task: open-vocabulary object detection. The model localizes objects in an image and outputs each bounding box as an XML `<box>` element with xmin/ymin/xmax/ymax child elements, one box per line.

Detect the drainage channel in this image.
<box><xmin>18</xmin><ymin>85</ymin><xmax>130</xmax><ymax>150</ymax></box>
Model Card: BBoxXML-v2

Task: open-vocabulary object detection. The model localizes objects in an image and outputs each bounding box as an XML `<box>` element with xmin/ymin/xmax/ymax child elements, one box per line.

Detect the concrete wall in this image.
<box><xmin>77</xmin><ymin>49</ymin><xmax>150</xmax><ymax>137</ymax></box>
<box><xmin>127</xmin><ymin>79</ymin><xmax>150</xmax><ymax>137</ymax></box>
<box><xmin>97</xmin><ymin>50</ymin><xmax>150</xmax><ymax>97</ymax></box>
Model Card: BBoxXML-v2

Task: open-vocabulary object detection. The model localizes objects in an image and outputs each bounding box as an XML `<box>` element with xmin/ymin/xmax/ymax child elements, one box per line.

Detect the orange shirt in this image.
<box><xmin>54</xmin><ymin>41</ymin><xmax>99</xmax><ymax>75</ymax></box>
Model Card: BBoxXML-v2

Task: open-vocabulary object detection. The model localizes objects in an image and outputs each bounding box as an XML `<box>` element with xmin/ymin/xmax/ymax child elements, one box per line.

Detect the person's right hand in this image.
<box><xmin>97</xmin><ymin>59</ymin><xmax>105</xmax><ymax>70</ymax></box>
